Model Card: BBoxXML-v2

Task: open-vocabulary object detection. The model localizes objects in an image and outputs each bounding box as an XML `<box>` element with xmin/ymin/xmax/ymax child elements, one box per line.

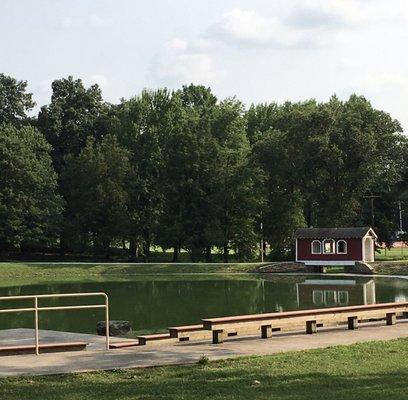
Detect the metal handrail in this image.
<box><xmin>0</xmin><ymin>292</ymin><xmax>110</xmax><ymax>355</ymax></box>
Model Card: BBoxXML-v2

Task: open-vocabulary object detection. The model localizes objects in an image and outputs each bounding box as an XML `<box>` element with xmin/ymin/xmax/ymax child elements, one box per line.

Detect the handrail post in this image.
<box><xmin>34</xmin><ymin>297</ymin><xmax>39</xmax><ymax>355</ymax></box>
<box><xmin>0</xmin><ymin>292</ymin><xmax>110</xmax><ymax>355</ymax></box>
<box><xmin>105</xmin><ymin>295</ymin><xmax>110</xmax><ymax>351</ymax></box>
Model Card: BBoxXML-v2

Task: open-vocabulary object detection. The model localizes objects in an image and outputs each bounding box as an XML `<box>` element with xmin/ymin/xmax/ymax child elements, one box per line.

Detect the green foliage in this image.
<box><xmin>0</xmin><ymin>124</ymin><xmax>63</xmax><ymax>252</ymax></box>
<box><xmin>251</xmin><ymin>95</ymin><xmax>405</xmax><ymax>253</ymax></box>
<box><xmin>37</xmin><ymin>76</ymin><xmax>107</xmax><ymax>173</ymax></box>
<box><xmin>0</xmin><ymin>74</ymin><xmax>35</xmax><ymax>125</ymax></box>
<box><xmin>1</xmin><ymin>72</ymin><xmax>407</xmax><ymax>260</ymax></box>
<box><xmin>63</xmin><ymin>135</ymin><xmax>131</xmax><ymax>254</ymax></box>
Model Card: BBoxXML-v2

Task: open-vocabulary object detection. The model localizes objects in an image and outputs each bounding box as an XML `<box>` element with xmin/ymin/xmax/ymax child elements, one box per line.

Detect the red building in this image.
<box><xmin>295</xmin><ymin>227</ymin><xmax>377</xmax><ymax>266</ymax></box>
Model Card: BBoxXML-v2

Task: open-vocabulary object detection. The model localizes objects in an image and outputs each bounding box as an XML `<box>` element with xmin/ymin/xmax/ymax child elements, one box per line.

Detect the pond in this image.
<box><xmin>1</xmin><ymin>274</ymin><xmax>408</xmax><ymax>335</ymax></box>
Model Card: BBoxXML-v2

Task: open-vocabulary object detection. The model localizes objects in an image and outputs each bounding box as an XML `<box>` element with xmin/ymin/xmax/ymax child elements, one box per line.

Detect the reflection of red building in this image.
<box><xmin>296</xmin><ymin>279</ymin><xmax>376</xmax><ymax>308</ymax></box>
<box><xmin>295</xmin><ymin>227</ymin><xmax>377</xmax><ymax>266</ymax></box>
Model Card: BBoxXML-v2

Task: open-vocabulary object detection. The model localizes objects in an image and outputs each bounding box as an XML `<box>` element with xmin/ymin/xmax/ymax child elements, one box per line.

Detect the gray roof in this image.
<box><xmin>295</xmin><ymin>227</ymin><xmax>375</xmax><ymax>239</ymax></box>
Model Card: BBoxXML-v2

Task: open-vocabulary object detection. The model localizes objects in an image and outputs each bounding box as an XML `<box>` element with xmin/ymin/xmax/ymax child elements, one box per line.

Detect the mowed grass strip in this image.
<box><xmin>0</xmin><ymin>262</ymin><xmax>262</xmax><ymax>283</ymax></box>
<box><xmin>1</xmin><ymin>338</ymin><xmax>407</xmax><ymax>400</ymax></box>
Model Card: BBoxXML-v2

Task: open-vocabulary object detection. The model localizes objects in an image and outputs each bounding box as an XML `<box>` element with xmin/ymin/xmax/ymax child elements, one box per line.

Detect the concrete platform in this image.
<box><xmin>0</xmin><ymin>321</ymin><xmax>408</xmax><ymax>377</ymax></box>
<box><xmin>0</xmin><ymin>328</ymin><xmax>133</xmax><ymax>352</ymax></box>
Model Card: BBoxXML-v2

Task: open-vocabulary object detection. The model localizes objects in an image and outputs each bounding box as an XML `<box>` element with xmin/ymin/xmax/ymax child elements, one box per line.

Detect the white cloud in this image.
<box><xmin>287</xmin><ymin>0</ymin><xmax>364</xmax><ymax>29</ymax></box>
<box><xmin>62</xmin><ymin>17</ymin><xmax>73</xmax><ymax>28</ymax></box>
<box><xmin>168</xmin><ymin>38</ymin><xmax>188</xmax><ymax>51</ymax></box>
<box><xmin>61</xmin><ymin>14</ymin><xmax>112</xmax><ymax>29</ymax></box>
<box><xmin>207</xmin><ymin>8</ymin><xmax>304</xmax><ymax>48</ymax></box>
<box><xmin>89</xmin><ymin>14</ymin><xmax>111</xmax><ymax>28</ymax></box>
<box><xmin>364</xmin><ymin>73</ymin><xmax>408</xmax><ymax>93</ymax></box>
<box><xmin>88</xmin><ymin>74</ymin><xmax>109</xmax><ymax>88</ymax></box>
<box><xmin>205</xmin><ymin>2</ymin><xmax>408</xmax><ymax>49</ymax></box>
<box><xmin>149</xmin><ymin>40</ymin><xmax>219</xmax><ymax>87</ymax></box>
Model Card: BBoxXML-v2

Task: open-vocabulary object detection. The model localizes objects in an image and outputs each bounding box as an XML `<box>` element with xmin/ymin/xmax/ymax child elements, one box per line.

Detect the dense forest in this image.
<box><xmin>0</xmin><ymin>73</ymin><xmax>407</xmax><ymax>261</ymax></box>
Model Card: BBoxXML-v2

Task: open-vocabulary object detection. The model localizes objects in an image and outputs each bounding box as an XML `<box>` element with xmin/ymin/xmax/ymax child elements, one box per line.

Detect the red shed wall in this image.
<box><xmin>297</xmin><ymin>238</ymin><xmax>362</xmax><ymax>261</ymax></box>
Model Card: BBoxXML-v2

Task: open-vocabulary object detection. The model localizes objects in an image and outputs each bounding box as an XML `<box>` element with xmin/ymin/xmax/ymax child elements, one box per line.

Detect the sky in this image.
<box><xmin>1</xmin><ymin>0</ymin><xmax>408</xmax><ymax>130</ymax></box>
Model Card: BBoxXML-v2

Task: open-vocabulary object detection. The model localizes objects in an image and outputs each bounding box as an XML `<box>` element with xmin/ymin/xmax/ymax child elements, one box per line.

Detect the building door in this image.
<box><xmin>363</xmin><ymin>237</ymin><xmax>374</xmax><ymax>262</ymax></box>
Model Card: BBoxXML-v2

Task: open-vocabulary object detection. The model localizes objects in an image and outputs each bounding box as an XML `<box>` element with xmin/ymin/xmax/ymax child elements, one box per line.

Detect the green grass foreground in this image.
<box><xmin>1</xmin><ymin>339</ymin><xmax>408</xmax><ymax>399</ymax></box>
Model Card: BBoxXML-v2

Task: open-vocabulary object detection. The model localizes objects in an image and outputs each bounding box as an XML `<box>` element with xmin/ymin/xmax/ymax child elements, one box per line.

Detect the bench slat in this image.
<box><xmin>0</xmin><ymin>342</ymin><xmax>88</xmax><ymax>356</ymax></box>
<box><xmin>203</xmin><ymin>301</ymin><xmax>408</xmax><ymax>327</ymax></box>
<box><xmin>109</xmin><ymin>341</ymin><xmax>139</xmax><ymax>349</ymax></box>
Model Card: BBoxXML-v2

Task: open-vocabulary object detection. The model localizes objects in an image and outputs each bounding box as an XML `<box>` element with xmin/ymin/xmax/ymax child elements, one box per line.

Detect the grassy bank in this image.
<box><xmin>1</xmin><ymin>338</ymin><xmax>407</xmax><ymax>399</ymax></box>
<box><xmin>0</xmin><ymin>262</ymin><xmax>265</xmax><ymax>285</ymax></box>
<box><xmin>1</xmin><ymin>259</ymin><xmax>408</xmax><ymax>287</ymax></box>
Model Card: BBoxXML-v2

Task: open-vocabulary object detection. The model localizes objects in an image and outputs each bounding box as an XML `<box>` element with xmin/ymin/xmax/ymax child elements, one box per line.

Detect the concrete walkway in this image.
<box><xmin>1</xmin><ymin>321</ymin><xmax>408</xmax><ymax>377</ymax></box>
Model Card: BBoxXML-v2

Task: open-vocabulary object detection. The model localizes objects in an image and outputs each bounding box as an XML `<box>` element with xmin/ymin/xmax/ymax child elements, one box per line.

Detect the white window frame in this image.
<box><xmin>336</xmin><ymin>240</ymin><xmax>347</xmax><ymax>254</ymax></box>
<box><xmin>311</xmin><ymin>240</ymin><xmax>322</xmax><ymax>254</ymax></box>
<box><xmin>323</xmin><ymin>239</ymin><xmax>335</xmax><ymax>254</ymax></box>
<box><xmin>337</xmin><ymin>290</ymin><xmax>349</xmax><ymax>306</ymax></box>
<box><xmin>312</xmin><ymin>290</ymin><xmax>324</xmax><ymax>306</ymax></box>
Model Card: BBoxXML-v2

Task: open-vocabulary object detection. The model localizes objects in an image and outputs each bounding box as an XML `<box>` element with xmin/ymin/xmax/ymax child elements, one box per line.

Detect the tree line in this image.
<box><xmin>1</xmin><ymin>73</ymin><xmax>407</xmax><ymax>261</ymax></box>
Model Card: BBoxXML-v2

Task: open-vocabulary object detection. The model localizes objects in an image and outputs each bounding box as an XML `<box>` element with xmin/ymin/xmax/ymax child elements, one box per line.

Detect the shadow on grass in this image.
<box><xmin>2</xmin><ymin>339</ymin><xmax>408</xmax><ymax>400</ymax></box>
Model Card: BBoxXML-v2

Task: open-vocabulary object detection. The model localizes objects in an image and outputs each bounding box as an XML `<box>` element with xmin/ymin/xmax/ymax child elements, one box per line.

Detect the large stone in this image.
<box><xmin>96</xmin><ymin>320</ymin><xmax>132</xmax><ymax>337</ymax></box>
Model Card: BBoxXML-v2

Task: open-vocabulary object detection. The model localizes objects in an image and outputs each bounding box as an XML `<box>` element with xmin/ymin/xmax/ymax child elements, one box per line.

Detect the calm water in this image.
<box><xmin>1</xmin><ymin>274</ymin><xmax>408</xmax><ymax>335</ymax></box>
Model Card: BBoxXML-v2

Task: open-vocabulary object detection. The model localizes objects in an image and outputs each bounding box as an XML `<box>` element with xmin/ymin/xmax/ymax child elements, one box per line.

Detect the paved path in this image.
<box><xmin>1</xmin><ymin>321</ymin><xmax>408</xmax><ymax>377</ymax></box>
<box><xmin>0</xmin><ymin>328</ymin><xmax>132</xmax><ymax>351</ymax></box>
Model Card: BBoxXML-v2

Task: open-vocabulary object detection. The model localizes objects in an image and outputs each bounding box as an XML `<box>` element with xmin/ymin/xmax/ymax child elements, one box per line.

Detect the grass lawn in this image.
<box><xmin>1</xmin><ymin>259</ymin><xmax>408</xmax><ymax>286</ymax></box>
<box><xmin>375</xmin><ymin>247</ymin><xmax>408</xmax><ymax>261</ymax></box>
<box><xmin>0</xmin><ymin>262</ymin><xmax>265</xmax><ymax>286</ymax></box>
<box><xmin>1</xmin><ymin>338</ymin><xmax>407</xmax><ymax>399</ymax></box>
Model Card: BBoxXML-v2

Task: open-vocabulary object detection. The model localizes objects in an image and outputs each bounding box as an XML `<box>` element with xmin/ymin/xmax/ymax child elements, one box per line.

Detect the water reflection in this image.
<box><xmin>296</xmin><ymin>279</ymin><xmax>376</xmax><ymax>308</ymax></box>
<box><xmin>0</xmin><ymin>275</ymin><xmax>407</xmax><ymax>334</ymax></box>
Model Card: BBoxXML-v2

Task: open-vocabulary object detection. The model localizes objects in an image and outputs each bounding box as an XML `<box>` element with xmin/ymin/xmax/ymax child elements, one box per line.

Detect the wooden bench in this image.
<box><xmin>137</xmin><ymin>333</ymin><xmax>177</xmax><ymax>346</ymax></box>
<box><xmin>0</xmin><ymin>342</ymin><xmax>88</xmax><ymax>356</ymax></box>
<box><xmin>203</xmin><ymin>302</ymin><xmax>408</xmax><ymax>344</ymax></box>
<box><xmin>168</xmin><ymin>324</ymin><xmax>211</xmax><ymax>341</ymax></box>
<box><xmin>109</xmin><ymin>341</ymin><xmax>139</xmax><ymax>349</ymax></box>
<box><xmin>168</xmin><ymin>323</ymin><xmax>263</xmax><ymax>342</ymax></box>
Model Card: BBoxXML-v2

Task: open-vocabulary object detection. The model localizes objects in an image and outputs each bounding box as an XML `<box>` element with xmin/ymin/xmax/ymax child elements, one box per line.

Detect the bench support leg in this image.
<box><xmin>212</xmin><ymin>330</ymin><xmax>224</xmax><ymax>344</ymax></box>
<box><xmin>348</xmin><ymin>316</ymin><xmax>358</xmax><ymax>330</ymax></box>
<box><xmin>386</xmin><ymin>313</ymin><xmax>396</xmax><ymax>326</ymax></box>
<box><xmin>261</xmin><ymin>325</ymin><xmax>272</xmax><ymax>339</ymax></box>
<box><xmin>306</xmin><ymin>320</ymin><xmax>317</xmax><ymax>334</ymax></box>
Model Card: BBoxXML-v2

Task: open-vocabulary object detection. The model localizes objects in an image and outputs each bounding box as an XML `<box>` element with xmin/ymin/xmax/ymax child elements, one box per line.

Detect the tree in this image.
<box><xmin>37</xmin><ymin>76</ymin><xmax>107</xmax><ymax>173</ymax></box>
<box><xmin>251</xmin><ymin>95</ymin><xmax>405</xmax><ymax>257</ymax></box>
<box><xmin>63</xmin><ymin>135</ymin><xmax>131</xmax><ymax>256</ymax></box>
<box><xmin>211</xmin><ymin>98</ymin><xmax>263</xmax><ymax>261</ymax></box>
<box><xmin>0</xmin><ymin>124</ymin><xmax>62</xmax><ymax>254</ymax></box>
<box><xmin>37</xmin><ymin>76</ymin><xmax>108</xmax><ymax>253</ymax></box>
<box><xmin>166</xmin><ymin>85</ymin><xmax>219</xmax><ymax>261</ymax></box>
<box><xmin>0</xmin><ymin>73</ymin><xmax>35</xmax><ymax>126</ymax></box>
<box><xmin>114</xmin><ymin>89</ymin><xmax>174</xmax><ymax>260</ymax></box>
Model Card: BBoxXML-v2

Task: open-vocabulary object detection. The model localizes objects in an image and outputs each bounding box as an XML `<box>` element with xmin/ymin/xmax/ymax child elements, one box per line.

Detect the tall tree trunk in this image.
<box><xmin>223</xmin><ymin>243</ymin><xmax>229</xmax><ymax>263</ymax></box>
<box><xmin>104</xmin><ymin>239</ymin><xmax>110</xmax><ymax>260</ymax></box>
<box><xmin>143</xmin><ymin>238</ymin><xmax>150</xmax><ymax>262</ymax></box>
<box><xmin>172</xmin><ymin>244</ymin><xmax>179</xmax><ymax>262</ymax></box>
<box><xmin>59</xmin><ymin>232</ymin><xmax>67</xmax><ymax>258</ymax></box>
<box><xmin>129</xmin><ymin>238</ymin><xmax>137</xmax><ymax>261</ymax></box>
<box><xmin>205</xmin><ymin>246</ymin><xmax>212</xmax><ymax>262</ymax></box>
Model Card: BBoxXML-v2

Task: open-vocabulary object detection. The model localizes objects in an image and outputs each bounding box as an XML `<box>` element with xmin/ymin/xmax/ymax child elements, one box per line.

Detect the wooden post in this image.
<box><xmin>261</xmin><ymin>325</ymin><xmax>272</xmax><ymax>339</ymax></box>
<box><xmin>306</xmin><ymin>320</ymin><xmax>317</xmax><ymax>334</ymax></box>
<box><xmin>212</xmin><ymin>330</ymin><xmax>224</xmax><ymax>344</ymax></box>
<box><xmin>348</xmin><ymin>316</ymin><xmax>358</xmax><ymax>330</ymax></box>
<box><xmin>386</xmin><ymin>313</ymin><xmax>396</xmax><ymax>326</ymax></box>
